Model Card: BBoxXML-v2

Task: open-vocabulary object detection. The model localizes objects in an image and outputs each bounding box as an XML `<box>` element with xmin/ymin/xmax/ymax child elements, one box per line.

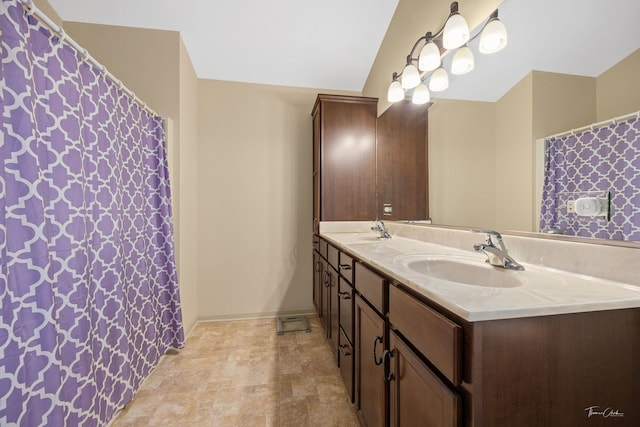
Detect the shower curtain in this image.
<box><xmin>1</xmin><ymin>1</ymin><xmax>184</xmax><ymax>426</ymax></box>
<box><xmin>539</xmin><ymin>115</ymin><xmax>640</xmax><ymax>241</ymax></box>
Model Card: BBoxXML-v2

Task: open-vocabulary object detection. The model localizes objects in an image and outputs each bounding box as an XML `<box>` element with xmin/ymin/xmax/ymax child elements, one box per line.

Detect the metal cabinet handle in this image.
<box><xmin>323</xmin><ymin>271</ymin><xmax>330</xmax><ymax>287</ymax></box>
<box><xmin>382</xmin><ymin>349</ymin><xmax>395</xmax><ymax>382</ymax></box>
<box><xmin>339</xmin><ymin>344</ymin><xmax>351</xmax><ymax>357</ymax></box>
<box><xmin>337</xmin><ymin>291</ymin><xmax>351</xmax><ymax>300</ymax></box>
<box><xmin>373</xmin><ymin>336</ymin><xmax>384</xmax><ymax>366</ymax></box>
<box><xmin>339</xmin><ymin>263</ymin><xmax>352</xmax><ymax>271</ymax></box>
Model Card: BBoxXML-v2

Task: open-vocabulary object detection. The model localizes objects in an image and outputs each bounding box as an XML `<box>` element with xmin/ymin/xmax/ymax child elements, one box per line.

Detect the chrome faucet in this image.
<box><xmin>371</xmin><ymin>220</ymin><xmax>391</xmax><ymax>239</ymax></box>
<box><xmin>472</xmin><ymin>230</ymin><xmax>524</xmax><ymax>270</ymax></box>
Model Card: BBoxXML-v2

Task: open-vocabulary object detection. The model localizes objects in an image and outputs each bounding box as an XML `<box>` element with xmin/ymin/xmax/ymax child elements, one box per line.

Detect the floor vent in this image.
<box><xmin>276</xmin><ymin>315</ymin><xmax>311</xmax><ymax>335</ymax></box>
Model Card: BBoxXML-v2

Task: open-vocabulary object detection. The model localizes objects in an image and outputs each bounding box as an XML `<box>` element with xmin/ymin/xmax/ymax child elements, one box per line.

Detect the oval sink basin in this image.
<box><xmin>395</xmin><ymin>254</ymin><xmax>524</xmax><ymax>288</ymax></box>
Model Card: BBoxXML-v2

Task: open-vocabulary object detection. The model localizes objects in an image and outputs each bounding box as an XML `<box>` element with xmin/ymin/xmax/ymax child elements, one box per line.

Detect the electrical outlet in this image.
<box><xmin>567</xmin><ymin>200</ymin><xmax>575</xmax><ymax>213</ymax></box>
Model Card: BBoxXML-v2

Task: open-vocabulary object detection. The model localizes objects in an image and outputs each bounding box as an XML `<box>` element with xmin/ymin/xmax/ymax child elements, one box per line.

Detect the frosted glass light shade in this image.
<box><xmin>418</xmin><ymin>41</ymin><xmax>440</xmax><ymax>72</ymax></box>
<box><xmin>443</xmin><ymin>14</ymin><xmax>469</xmax><ymax>49</ymax></box>
<box><xmin>479</xmin><ymin>19</ymin><xmax>508</xmax><ymax>53</ymax></box>
<box><xmin>387</xmin><ymin>80</ymin><xmax>404</xmax><ymax>103</ymax></box>
<box><xmin>429</xmin><ymin>67</ymin><xmax>449</xmax><ymax>92</ymax></box>
<box><xmin>401</xmin><ymin>63</ymin><xmax>421</xmax><ymax>89</ymax></box>
<box><xmin>451</xmin><ymin>45</ymin><xmax>474</xmax><ymax>75</ymax></box>
<box><xmin>412</xmin><ymin>83</ymin><xmax>430</xmax><ymax>105</ymax></box>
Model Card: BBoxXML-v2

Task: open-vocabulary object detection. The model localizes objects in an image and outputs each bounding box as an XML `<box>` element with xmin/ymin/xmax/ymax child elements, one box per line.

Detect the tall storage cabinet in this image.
<box><xmin>312</xmin><ymin>94</ymin><xmax>378</xmax><ymax>233</ymax></box>
<box><xmin>376</xmin><ymin>100</ymin><xmax>429</xmax><ymax>221</ymax></box>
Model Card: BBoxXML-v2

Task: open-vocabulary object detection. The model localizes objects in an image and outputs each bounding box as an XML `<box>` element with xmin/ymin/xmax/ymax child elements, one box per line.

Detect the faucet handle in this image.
<box><xmin>471</xmin><ymin>229</ymin><xmax>504</xmax><ymax>248</ymax></box>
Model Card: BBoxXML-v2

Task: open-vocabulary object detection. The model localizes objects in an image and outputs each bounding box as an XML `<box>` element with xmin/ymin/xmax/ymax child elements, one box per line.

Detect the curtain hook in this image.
<box><xmin>25</xmin><ymin>0</ymin><xmax>37</xmax><ymax>16</ymax></box>
<box><xmin>58</xmin><ymin>29</ymin><xmax>66</xmax><ymax>43</ymax></box>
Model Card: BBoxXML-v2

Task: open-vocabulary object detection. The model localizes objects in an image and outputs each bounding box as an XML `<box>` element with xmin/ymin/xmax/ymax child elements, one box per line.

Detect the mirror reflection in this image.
<box><xmin>426</xmin><ymin>0</ymin><xmax>640</xmax><ymax>242</ymax></box>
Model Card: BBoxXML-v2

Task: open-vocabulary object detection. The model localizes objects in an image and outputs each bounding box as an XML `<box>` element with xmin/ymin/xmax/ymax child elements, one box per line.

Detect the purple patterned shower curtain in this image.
<box><xmin>539</xmin><ymin>116</ymin><xmax>640</xmax><ymax>241</ymax></box>
<box><xmin>1</xmin><ymin>1</ymin><xmax>184</xmax><ymax>426</ymax></box>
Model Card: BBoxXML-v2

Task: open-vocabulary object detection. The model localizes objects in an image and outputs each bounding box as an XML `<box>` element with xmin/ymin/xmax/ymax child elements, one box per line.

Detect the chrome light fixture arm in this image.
<box><xmin>388</xmin><ymin>2</ymin><xmax>506</xmax><ymax>104</ymax></box>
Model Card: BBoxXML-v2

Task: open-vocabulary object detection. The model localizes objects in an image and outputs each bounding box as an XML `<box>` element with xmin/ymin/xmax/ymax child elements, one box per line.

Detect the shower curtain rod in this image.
<box><xmin>17</xmin><ymin>0</ymin><xmax>160</xmax><ymax>117</ymax></box>
<box><xmin>546</xmin><ymin>110</ymin><xmax>640</xmax><ymax>140</ymax></box>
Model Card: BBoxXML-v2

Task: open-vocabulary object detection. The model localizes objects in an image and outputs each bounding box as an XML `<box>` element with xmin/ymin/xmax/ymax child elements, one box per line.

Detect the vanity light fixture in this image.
<box><xmin>387</xmin><ymin>73</ymin><xmax>405</xmax><ymax>102</ymax></box>
<box><xmin>479</xmin><ymin>10</ymin><xmax>508</xmax><ymax>53</ymax></box>
<box><xmin>412</xmin><ymin>83</ymin><xmax>431</xmax><ymax>105</ymax></box>
<box><xmin>429</xmin><ymin>67</ymin><xmax>449</xmax><ymax>92</ymax></box>
<box><xmin>387</xmin><ymin>2</ymin><xmax>507</xmax><ymax>103</ymax></box>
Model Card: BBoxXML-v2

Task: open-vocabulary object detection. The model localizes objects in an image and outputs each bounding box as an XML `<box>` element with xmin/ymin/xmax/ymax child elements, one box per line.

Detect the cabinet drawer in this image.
<box><xmin>328</xmin><ymin>243</ymin><xmax>339</xmax><ymax>271</ymax></box>
<box><xmin>338</xmin><ymin>252</ymin><xmax>354</xmax><ymax>284</ymax></box>
<box><xmin>389</xmin><ymin>285</ymin><xmax>462</xmax><ymax>385</ymax></box>
<box><xmin>338</xmin><ymin>277</ymin><xmax>353</xmax><ymax>343</ymax></box>
<box><xmin>320</xmin><ymin>239</ymin><xmax>328</xmax><ymax>260</ymax></box>
<box><xmin>313</xmin><ymin>235</ymin><xmax>320</xmax><ymax>252</ymax></box>
<box><xmin>355</xmin><ymin>262</ymin><xmax>386</xmax><ymax>314</ymax></box>
<box><xmin>339</xmin><ymin>327</ymin><xmax>354</xmax><ymax>403</ymax></box>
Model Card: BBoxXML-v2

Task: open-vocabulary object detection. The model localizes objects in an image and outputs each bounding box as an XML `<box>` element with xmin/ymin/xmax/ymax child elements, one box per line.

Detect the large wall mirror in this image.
<box><xmin>425</xmin><ymin>0</ymin><xmax>640</xmax><ymax>243</ymax></box>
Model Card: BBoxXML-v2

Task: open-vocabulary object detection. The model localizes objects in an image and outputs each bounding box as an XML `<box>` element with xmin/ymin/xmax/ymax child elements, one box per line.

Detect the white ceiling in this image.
<box><xmin>47</xmin><ymin>0</ymin><xmax>399</xmax><ymax>92</ymax></box>
<box><xmin>48</xmin><ymin>0</ymin><xmax>640</xmax><ymax>101</ymax></box>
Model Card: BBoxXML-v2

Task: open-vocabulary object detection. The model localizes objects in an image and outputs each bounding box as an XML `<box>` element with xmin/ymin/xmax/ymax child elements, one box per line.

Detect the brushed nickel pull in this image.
<box><xmin>338</xmin><ymin>291</ymin><xmax>351</xmax><ymax>299</ymax></box>
<box><xmin>382</xmin><ymin>349</ymin><xmax>395</xmax><ymax>382</ymax></box>
<box><xmin>339</xmin><ymin>263</ymin><xmax>352</xmax><ymax>271</ymax></box>
<box><xmin>339</xmin><ymin>344</ymin><xmax>351</xmax><ymax>357</ymax></box>
<box><xmin>373</xmin><ymin>336</ymin><xmax>384</xmax><ymax>366</ymax></box>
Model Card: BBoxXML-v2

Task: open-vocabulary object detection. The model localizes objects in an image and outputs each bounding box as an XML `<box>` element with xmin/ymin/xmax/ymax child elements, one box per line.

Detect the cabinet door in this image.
<box><xmin>329</xmin><ymin>265</ymin><xmax>339</xmax><ymax>356</ymax></box>
<box><xmin>338</xmin><ymin>277</ymin><xmax>354</xmax><ymax>343</ymax></box>
<box><xmin>339</xmin><ymin>327</ymin><xmax>354</xmax><ymax>403</ymax></box>
<box><xmin>317</xmin><ymin>96</ymin><xmax>377</xmax><ymax>221</ymax></box>
<box><xmin>355</xmin><ymin>295</ymin><xmax>387</xmax><ymax>427</ymax></box>
<box><xmin>389</xmin><ymin>331</ymin><xmax>460</xmax><ymax>427</ymax></box>
<box><xmin>376</xmin><ymin>100</ymin><xmax>429</xmax><ymax>221</ymax></box>
<box><xmin>320</xmin><ymin>258</ymin><xmax>330</xmax><ymax>333</ymax></box>
<box><xmin>313</xmin><ymin>251</ymin><xmax>322</xmax><ymax>316</ymax></box>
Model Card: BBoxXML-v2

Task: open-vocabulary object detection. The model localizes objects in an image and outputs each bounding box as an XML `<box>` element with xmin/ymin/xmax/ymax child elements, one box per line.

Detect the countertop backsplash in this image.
<box><xmin>320</xmin><ymin>221</ymin><xmax>640</xmax><ymax>287</ymax></box>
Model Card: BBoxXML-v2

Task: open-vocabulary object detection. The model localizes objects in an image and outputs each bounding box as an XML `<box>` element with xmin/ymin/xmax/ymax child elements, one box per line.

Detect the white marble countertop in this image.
<box><xmin>321</xmin><ymin>231</ymin><xmax>640</xmax><ymax>322</ymax></box>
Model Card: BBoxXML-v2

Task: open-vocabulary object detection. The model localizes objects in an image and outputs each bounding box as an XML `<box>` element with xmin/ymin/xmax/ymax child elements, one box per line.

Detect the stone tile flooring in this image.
<box><xmin>110</xmin><ymin>316</ymin><xmax>359</xmax><ymax>426</ymax></box>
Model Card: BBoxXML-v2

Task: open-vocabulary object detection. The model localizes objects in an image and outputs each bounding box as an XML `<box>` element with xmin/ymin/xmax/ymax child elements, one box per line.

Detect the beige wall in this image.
<box><xmin>363</xmin><ymin>0</ymin><xmax>503</xmax><ymax>115</ymax></box>
<box><xmin>597</xmin><ymin>49</ymin><xmax>640</xmax><ymax>120</ymax></box>
<box><xmin>177</xmin><ymin>39</ymin><xmax>200</xmax><ymax>333</ymax></box>
<box><xmin>493</xmin><ymin>74</ymin><xmax>534</xmax><ymax>232</ymax></box>
<box><xmin>428</xmin><ymin>99</ymin><xmax>496</xmax><ymax>229</ymax></box>
<box><xmin>196</xmin><ymin>81</ymin><xmax>338</xmax><ymax>319</ymax></box>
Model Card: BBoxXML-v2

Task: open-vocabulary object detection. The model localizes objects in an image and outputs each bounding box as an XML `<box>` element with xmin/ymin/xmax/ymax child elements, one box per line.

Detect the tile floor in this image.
<box><xmin>110</xmin><ymin>316</ymin><xmax>359</xmax><ymax>426</ymax></box>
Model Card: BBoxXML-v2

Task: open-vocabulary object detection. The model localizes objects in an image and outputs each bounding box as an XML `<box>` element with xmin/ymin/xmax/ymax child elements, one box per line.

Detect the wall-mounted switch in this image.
<box><xmin>383</xmin><ymin>204</ymin><xmax>393</xmax><ymax>216</ymax></box>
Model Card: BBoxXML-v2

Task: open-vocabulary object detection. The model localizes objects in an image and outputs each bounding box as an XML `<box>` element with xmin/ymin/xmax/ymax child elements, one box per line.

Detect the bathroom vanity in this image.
<box><xmin>313</xmin><ymin>222</ymin><xmax>640</xmax><ymax>427</ymax></box>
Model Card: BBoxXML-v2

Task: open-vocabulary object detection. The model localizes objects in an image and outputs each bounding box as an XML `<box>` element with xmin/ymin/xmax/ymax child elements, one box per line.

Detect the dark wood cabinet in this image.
<box><xmin>339</xmin><ymin>327</ymin><xmax>355</xmax><ymax>402</ymax></box>
<box><xmin>389</xmin><ymin>330</ymin><xmax>461</xmax><ymax>427</ymax></box>
<box><xmin>312</xmin><ymin>251</ymin><xmax>322</xmax><ymax>316</ymax></box>
<box><xmin>319</xmin><ymin>256</ymin><xmax>339</xmax><ymax>356</ymax></box>
<box><xmin>311</xmin><ymin>94</ymin><xmax>378</xmax><ymax>233</ymax></box>
<box><xmin>376</xmin><ymin>100</ymin><xmax>429</xmax><ymax>221</ymax></box>
<box><xmin>318</xmin><ymin>237</ymin><xmax>640</xmax><ymax>426</ymax></box>
<box><xmin>355</xmin><ymin>294</ymin><xmax>387</xmax><ymax>427</ymax></box>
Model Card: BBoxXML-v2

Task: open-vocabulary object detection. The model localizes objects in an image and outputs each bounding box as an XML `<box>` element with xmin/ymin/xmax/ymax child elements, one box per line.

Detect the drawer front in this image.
<box><xmin>339</xmin><ymin>327</ymin><xmax>354</xmax><ymax>403</ymax></box>
<box><xmin>389</xmin><ymin>285</ymin><xmax>462</xmax><ymax>385</ymax></box>
<box><xmin>313</xmin><ymin>235</ymin><xmax>320</xmax><ymax>252</ymax></box>
<box><xmin>327</xmin><ymin>243</ymin><xmax>339</xmax><ymax>271</ymax></box>
<box><xmin>338</xmin><ymin>252</ymin><xmax>354</xmax><ymax>284</ymax></box>
<box><xmin>320</xmin><ymin>238</ymin><xmax>328</xmax><ymax>260</ymax></box>
<box><xmin>338</xmin><ymin>277</ymin><xmax>354</xmax><ymax>343</ymax></box>
<box><xmin>355</xmin><ymin>262</ymin><xmax>386</xmax><ymax>314</ymax></box>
